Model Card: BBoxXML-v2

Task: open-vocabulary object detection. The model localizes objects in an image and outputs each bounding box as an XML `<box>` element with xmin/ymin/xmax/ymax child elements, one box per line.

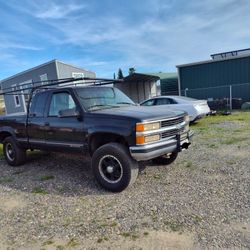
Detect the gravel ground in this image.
<box><xmin>0</xmin><ymin>113</ymin><xmax>249</xmax><ymax>250</ymax></box>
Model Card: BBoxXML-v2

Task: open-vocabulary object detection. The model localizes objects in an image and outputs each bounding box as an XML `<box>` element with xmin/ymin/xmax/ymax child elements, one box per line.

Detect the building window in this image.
<box><xmin>19</xmin><ymin>80</ymin><xmax>33</xmax><ymax>102</ymax></box>
<box><xmin>12</xmin><ymin>85</ymin><xmax>21</xmax><ymax>107</ymax></box>
<box><xmin>15</xmin><ymin>95</ymin><xmax>20</xmax><ymax>106</ymax></box>
<box><xmin>40</xmin><ymin>73</ymin><xmax>48</xmax><ymax>85</ymax></box>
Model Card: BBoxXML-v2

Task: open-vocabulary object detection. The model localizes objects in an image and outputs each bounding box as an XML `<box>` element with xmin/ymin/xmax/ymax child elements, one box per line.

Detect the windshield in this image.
<box><xmin>76</xmin><ymin>87</ymin><xmax>135</xmax><ymax>111</ymax></box>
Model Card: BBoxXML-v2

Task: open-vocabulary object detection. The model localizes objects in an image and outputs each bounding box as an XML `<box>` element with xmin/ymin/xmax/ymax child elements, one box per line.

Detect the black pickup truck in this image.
<box><xmin>0</xmin><ymin>86</ymin><xmax>192</xmax><ymax>192</ymax></box>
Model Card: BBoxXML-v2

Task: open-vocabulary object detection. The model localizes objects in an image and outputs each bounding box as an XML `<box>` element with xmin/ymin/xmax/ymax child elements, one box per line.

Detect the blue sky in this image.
<box><xmin>0</xmin><ymin>0</ymin><xmax>250</xmax><ymax>79</ymax></box>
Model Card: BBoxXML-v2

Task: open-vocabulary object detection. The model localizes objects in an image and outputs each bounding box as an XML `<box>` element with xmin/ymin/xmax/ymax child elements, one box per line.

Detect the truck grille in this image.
<box><xmin>161</xmin><ymin>116</ymin><xmax>184</xmax><ymax>127</ymax></box>
<box><xmin>161</xmin><ymin>127</ymin><xmax>185</xmax><ymax>139</ymax></box>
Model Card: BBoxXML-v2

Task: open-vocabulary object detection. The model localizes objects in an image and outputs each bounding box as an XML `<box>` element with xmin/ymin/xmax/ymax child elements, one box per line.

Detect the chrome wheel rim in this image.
<box><xmin>6</xmin><ymin>143</ymin><xmax>15</xmax><ymax>161</ymax></box>
<box><xmin>98</xmin><ymin>155</ymin><xmax>123</xmax><ymax>184</ymax></box>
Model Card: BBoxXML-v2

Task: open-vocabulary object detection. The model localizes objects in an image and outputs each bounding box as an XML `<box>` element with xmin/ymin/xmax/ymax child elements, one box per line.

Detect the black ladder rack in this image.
<box><xmin>0</xmin><ymin>77</ymin><xmax>123</xmax><ymax>117</ymax></box>
<box><xmin>0</xmin><ymin>77</ymin><xmax>123</xmax><ymax>96</ymax></box>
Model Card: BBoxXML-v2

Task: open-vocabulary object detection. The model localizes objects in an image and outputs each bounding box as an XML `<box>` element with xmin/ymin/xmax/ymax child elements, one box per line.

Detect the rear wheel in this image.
<box><xmin>152</xmin><ymin>152</ymin><xmax>178</xmax><ymax>165</ymax></box>
<box><xmin>92</xmin><ymin>143</ymin><xmax>138</xmax><ymax>192</ymax></box>
<box><xmin>3</xmin><ymin>137</ymin><xmax>26</xmax><ymax>166</ymax></box>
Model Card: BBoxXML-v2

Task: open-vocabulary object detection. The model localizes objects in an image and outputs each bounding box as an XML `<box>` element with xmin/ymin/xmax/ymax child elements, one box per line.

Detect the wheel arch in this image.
<box><xmin>89</xmin><ymin>132</ymin><xmax>128</xmax><ymax>156</ymax></box>
<box><xmin>0</xmin><ymin>130</ymin><xmax>14</xmax><ymax>143</ymax></box>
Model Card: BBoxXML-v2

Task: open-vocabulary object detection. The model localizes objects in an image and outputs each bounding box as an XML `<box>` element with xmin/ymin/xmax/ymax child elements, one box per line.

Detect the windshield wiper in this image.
<box><xmin>88</xmin><ymin>104</ymin><xmax>118</xmax><ymax>110</ymax></box>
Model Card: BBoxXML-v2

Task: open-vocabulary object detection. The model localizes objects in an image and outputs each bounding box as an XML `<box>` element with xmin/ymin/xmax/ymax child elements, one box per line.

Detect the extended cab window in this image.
<box><xmin>30</xmin><ymin>92</ymin><xmax>48</xmax><ymax>117</ymax></box>
<box><xmin>49</xmin><ymin>92</ymin><xmax>76</xmax><ymax>116</ymax></box>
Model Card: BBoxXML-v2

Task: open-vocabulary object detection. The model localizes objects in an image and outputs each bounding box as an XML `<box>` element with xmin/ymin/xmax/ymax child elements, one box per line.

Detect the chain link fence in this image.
<box><xmin>180</xmin><ymin>82</ymin><xmax>250</xmax><ymax>110</ymax></box>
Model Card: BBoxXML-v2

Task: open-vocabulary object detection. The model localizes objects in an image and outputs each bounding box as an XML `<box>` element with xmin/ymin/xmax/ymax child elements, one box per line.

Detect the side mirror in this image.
<box><xmin>58</xmin><ymin>108</ymin><xmax>82</xmax><ymax>119</ymax></box>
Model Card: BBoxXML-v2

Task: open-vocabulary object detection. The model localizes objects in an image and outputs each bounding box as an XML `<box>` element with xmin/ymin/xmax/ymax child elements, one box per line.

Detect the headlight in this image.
<box><xmin>136</xmin><ymin>122</ymin><xmax>160</xmax><ymax>132</ymax></box>
<box><xmin>136</xmin><ymin>134</ymin><xmax>160</xmax><ymax>145</ymax></box>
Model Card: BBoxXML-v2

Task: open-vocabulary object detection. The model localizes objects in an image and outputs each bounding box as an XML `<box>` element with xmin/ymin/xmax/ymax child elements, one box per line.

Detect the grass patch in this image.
<box><xmin>220</xmin><ymin>137</ymin><xmax>248</xmax><ymax>145</ymax></box>
<box><xmin>193</xmin><ymin>215</ymin><xmax>203</xmax><ymax>224</ymax></box>
<box><xmin>121</xmin><ymin>232</ymin><xmax>131</xmax><ymax>238</ymax></box>
<box><xmin>131</xmin><ymin>234</ymin><xmax>139</xmax><ymax>240</ymax></box>
<box><xmin>12</xmin><ymin>170</ymin><xmax>25</xmax><ymax>175</ymax></box>
<box><xmin>110</xmin><ymin>221</ymin><xmax>118</xmax><ymax>227</ymax></box>
<box><xmin>121</xmin><ymin>232</ymin><xmax>139</xmax><ymax>241</ymax></box>
<box><xmin>0</xmin><ymin>176</ymin><xmax>14</xmax><ymax>184</ymax></box>
<box><xmin>32</xmin><ymin>187</ymin><xmax>48</xmax><ymax>195</ymax></box>
<box><xmin>42</xmin><ymin>239</ymin><xmax>54</xmax><ymax>246</ymax></box>
<box><xmin>97</xmin><ymin>238</ymin><xmax>103</xmax><ymax>243</ymax></box>
<box><xmin>164</xmin><ymin>221</ymin><xmax>184</xmax><ymax>232</ymax></box>
<box><xmin>169</xmin><ymin>223</ymin><xmax>183</xmax><ymax>232</ymax></box>
<box><xmin>208</xmin><ymin>143</ymin><xmax>218</xmax><ymax>149</ymax></box>
<box><xmin>185</xmin><ymin>161</ymin><xmax>193</xmax><ymax>168</ymax></box>
<box><xmin>56</xmin><ymin>246</ymin><xmax>65</xmax><ymax>250</ymax></box>
<box><xmin>153</xmin><ymin>174</ymin><xmax>161</xmax><ymax>180</ymax></box>
<box><xmin>193</xmin><ymin>111</ymin><xmax>250</xmax><ymax>128</ymax></box>
<box><xmin>39</xmin><ymin>175</ymin><xmax>55</xmax><ymax>181</ymax></box>
<box><xmin>66</xmin><ymin>238</ymin><xmax>78</xmax><ymax>248</ymax></box>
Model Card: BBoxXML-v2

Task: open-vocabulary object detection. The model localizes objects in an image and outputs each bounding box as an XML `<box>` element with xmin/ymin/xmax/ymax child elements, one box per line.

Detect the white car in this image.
<box><xmin>140</xmin><ymin>96</ymin><xmax>210</xmax><ymax>122</ymax></box>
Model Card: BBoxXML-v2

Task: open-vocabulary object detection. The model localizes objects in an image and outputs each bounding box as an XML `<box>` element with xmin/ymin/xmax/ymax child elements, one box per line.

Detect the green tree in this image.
<box><xmin>128</xmin><ymin>67</ymin><xmax>136</xmax><ymax>75</ymax></box>
<box><xmin>117</xmin><ymin>68</ymin><xmax>124</xmax><ymax>79</ymax></box>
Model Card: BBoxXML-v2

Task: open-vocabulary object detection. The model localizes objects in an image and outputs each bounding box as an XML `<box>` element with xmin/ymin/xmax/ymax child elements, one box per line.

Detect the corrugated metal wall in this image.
<box><xmin>179</xmin><ymin>56</ymin><xmax>250</xmax><ymax>102</ymax></box>
<box><xmin>160</xmin><ymin>78</ymin><xmax>178</xmax><ymax>95</ymax></box>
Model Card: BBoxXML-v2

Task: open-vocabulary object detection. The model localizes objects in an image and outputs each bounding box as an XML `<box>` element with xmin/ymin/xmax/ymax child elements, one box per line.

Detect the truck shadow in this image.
<box><xmin>0</xmin><ymin>151</ymin><xmax>110</xmax><ymax>197</ymax></box>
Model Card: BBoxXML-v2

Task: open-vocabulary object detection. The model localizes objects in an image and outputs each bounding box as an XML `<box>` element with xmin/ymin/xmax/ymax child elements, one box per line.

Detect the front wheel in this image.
<box><xmin>152</xmin><ymin>152</ymin><xmax>178</xmax><ymax>165</ymax></box>
<box><xmin>92</xmin><ymin>143</ymin><xmax>139</xmax><ymax>192</ymax></box>
<box><xmin>3</xmin><ymin>137</ymin><xmax>26</xmax><ymax>166</ymax></box>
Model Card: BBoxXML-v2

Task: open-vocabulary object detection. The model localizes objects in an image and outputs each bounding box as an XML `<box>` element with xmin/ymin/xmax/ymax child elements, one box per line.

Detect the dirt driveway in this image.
<box><xmin>0</xmin><ymin>112</ymin><xmax>249</xmax><ymax>249</ymax></box>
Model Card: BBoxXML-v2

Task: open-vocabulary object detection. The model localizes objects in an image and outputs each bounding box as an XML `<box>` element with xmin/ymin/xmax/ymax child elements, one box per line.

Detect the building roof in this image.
<box><xmin>176</xmin><ymin>53</ymin><xmax>250</xmax><ymax>68</ymax></box>
<box><xmin>0</xmin><ymin>59</ymin><xmax>95</xmax><ymax>83</ymax></box>
<box><xmin>123</xmin><ymin>73</ymin><xmax>160</xmax><ymax>82</ymax></box>
<box><xmin>147</xmin><ymin>72</ymin><xmax>177</xmax><ymax>79</ymax></box>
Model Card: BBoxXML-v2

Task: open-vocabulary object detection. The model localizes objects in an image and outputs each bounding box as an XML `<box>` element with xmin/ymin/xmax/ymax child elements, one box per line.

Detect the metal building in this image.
<box><xmin>0</xmin><ymin>60</ymin><xmax>95</xmax><ymax>115</ymax></box>
<box><xmin>114</xmin><ymin>73</ymin><xmax>160</xmax><ymax>103</ymax></box>
<box><xmin>177</xmin><ymin>49</ymin><xmax>250</xmax><ymax>103</ymax></box>
<box><xmin>149</xmin><ymin>72</ymin><xmax>178</xmax><ymax>96</ymax></box>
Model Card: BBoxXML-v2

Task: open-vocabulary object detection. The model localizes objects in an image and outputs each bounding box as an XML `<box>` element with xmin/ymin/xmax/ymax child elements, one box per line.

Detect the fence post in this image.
<box><xmin>184</xmin><ymin>88</ymin><xmax>188</xmax><ymax>97</ymax></box>
<box><xmin>229</xmin><ymin>85</ymin><xmax>232</xmax><ymax>110</ymax></box>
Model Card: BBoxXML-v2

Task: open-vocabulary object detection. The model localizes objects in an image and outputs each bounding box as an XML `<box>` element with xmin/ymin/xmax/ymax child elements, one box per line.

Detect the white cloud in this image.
<box><xmin>38</xmin><ymin>0</ymin><xmax>250</xmax><ymax>73</ymax></box>
<box><xmin>0</xmin><ymin>42</ymin><xmax>41</xmax><ymax>51</ymax></box>
<box><xmin>1</xmin><ymin>0</ymin><xmax>250</xmax><ymax>78</ymax></box>
<box><xmin>35</xmin><ymin>3</ymin><xmax>86</xmax><ymax>19</ymax></box>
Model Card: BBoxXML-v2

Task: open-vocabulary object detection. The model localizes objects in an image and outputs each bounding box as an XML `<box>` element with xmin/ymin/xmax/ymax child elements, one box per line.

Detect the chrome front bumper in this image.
<box><xmin>130</xmin><ymin>131</ymin><xmax>194</xmax><ymax>161</ymax></box>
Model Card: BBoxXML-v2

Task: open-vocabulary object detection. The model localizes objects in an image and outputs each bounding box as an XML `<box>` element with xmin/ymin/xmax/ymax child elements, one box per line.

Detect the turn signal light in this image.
<box><xmin>136</xmin><ymin>122</ymin><xmax>160</xmax><ymax>132</ymax></box>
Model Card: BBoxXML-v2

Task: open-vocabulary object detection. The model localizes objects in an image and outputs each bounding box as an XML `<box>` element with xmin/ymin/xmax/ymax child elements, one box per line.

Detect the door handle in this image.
<box><xmin>44</xmin><ymin>122</ymin><xmax>50</xmax><ymax>126</ymax></box>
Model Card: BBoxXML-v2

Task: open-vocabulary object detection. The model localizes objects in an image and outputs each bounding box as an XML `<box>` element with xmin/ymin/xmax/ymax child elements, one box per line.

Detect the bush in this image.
<box><xmin>241</xmin><ymin>102</ymin><xmax>250</xmax><ymax>110</ymax></box>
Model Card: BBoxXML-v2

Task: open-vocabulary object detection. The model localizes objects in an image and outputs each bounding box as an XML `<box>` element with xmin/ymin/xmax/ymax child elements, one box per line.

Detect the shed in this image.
<box><xmin>149</xmin><ymin>72</ymin><xmax>178</xmax><ymax>95</ymax></box>
<box><xmin>114</xmin><ymin>73</ymin><xmax>160</xmax><ymax>103</ymax></box>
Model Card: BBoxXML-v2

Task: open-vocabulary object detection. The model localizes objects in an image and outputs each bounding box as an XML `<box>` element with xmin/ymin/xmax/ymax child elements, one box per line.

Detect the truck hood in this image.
<box><xmin>91</xmin><ymin>105</ymin><xmax>185</xmax><ymax>122</ymax></box>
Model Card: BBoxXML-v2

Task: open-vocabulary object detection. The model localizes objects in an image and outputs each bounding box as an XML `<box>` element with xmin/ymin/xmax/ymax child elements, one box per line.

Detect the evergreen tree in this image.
<box><xmin>113</xmin><ymin>73</ymin><xmax>116</xmax><ymax>79</ymax></box>
<box><xmin>117</xmin><ymin>68</ymin><xmax>124</xmax><ymax>79</ymax></box>
<box><xmin>128</xmin><ymin>67</ymin><xmax>136</xmax><ymax>75</ymax></box>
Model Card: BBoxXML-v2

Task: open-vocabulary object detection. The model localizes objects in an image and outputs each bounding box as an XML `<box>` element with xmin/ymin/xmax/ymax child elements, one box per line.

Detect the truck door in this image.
<box><xmin>44</xmin><ymin>90</ymin><xmax>86</xmax><ymax>152</ymax></box>
<box><xmin>27</xmin><ymin>91</ymin><xmax>48</xmax><ymax>149</ymax></box>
